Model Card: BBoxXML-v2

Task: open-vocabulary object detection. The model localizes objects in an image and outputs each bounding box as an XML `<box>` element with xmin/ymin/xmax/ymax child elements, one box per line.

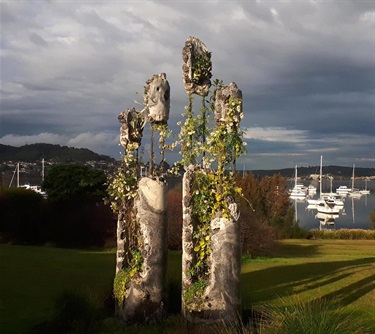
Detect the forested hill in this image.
<box><xmin>250</xmin><ymin>165</ymin><xmax>375</xmax><ymax>179</ymax></box>
<box><xmin>0</xmin><ymin>144</ymin><xmax>114</xmax><ymax>163</ymax></box>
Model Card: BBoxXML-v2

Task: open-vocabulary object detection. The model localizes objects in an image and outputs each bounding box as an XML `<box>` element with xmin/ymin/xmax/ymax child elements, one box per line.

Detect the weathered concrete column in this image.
<box><xmin>181</xmin><ymin>166</ymin><xmax>241</xmax><ymax>327</ymax></box>
<box><xmin>145</xmin><ymin>73</ymin><xmax>170</xmax><ymax>124</ymax></box>
<box><xmin>181</xmin><ymin>165</ymin><xmax>195</xmax><ymax>314</ymax></box>
<box><xmin>205</xmin><ymin>213</ymin><xmax>241</xmax><ymax>323</ymax></box>
<box><xmin>118</xmin><ymin>108</ymin><xmax>145</xmax><ymax>151</ymax></box>
<box><xmin>182</xmin><ymin>36</ymin><xmax>212</xmax><ymax>96</ymax></box>
<box><xmin>116</xmin><ymin>176</ymin><xmax>168</xmax><ymax>323</ymax></box>
<box><xmin>215</xmin><ymin>82</ymin><xmax>242</xmax><ymax>125</ymax></box>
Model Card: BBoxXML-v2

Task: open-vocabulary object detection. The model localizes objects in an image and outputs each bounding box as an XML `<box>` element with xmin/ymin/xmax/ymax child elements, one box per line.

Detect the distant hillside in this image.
<box><xmin>250</xmin><ymin>165</ymin><xmax>375</xmax><ymax>179</ymax></box>
<box><xmin>0</xmin><ymin>143</ymin><xmax>115</xmax><ymax>163</ymax></box>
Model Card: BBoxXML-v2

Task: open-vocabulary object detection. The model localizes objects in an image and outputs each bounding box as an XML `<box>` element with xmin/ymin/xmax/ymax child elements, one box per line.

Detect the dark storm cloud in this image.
<box><xmin>0</xmin><ymin>0</ymin><xmax>374</xmax><ymax>168</ymax></box>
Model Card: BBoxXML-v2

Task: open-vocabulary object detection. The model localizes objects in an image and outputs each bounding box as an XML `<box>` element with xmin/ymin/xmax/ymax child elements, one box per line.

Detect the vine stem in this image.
<box><xmin>201</xmin><ymin>96</ymin><xmax>206</xmax><ymax>164</ymax></box>
<box><xmin>150</xmin><ymin>124</ymin><xmax>154</xmax><ymax>176</ymax></box>
<box><xmin>160</xmin><ymin>126</ymin><xmax>165</xmax><ymax>171</ymax></box>
<box><xmin>188</xmin><ymin>94</ymin><xmax>193</xmax><ymax>164</ymax></box>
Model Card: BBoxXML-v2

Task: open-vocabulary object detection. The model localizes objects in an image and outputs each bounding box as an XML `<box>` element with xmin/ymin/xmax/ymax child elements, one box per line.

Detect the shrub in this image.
<box><xmin>47</xmin><ymin>200</ymin><xmax>116</xmax><ymax>248</ymax></box>
<box><xmin>239</xmin><ymin>206</ymin><xmax>279</xmax><ymax>257</ymax></box>
<box><xmin>0</xmin><ymin>188</ymin><xmax>48</xmax><ymax>244</ymax></box>
<box><xmin>371</xmin><ymin>208</ymin><xmax>375</xmax><ymax>229</ymax></box>
<box><xmin>235</xmin><ymin>173</ymin><xmax>302</xmax><ymax>240</ymax></box>
<box><xmin>310</xmin><ymin>229</ymin><xmax>375</xmax><ymax>240</ymax></box>
<box><xmin>0</xmin><ymin>187</ymin><xmax>116</xmax><ymax>248</ymax></box>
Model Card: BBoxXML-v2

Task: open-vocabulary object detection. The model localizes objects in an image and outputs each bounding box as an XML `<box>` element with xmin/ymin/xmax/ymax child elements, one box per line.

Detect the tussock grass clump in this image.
<box><xmin>32</xmin><ymin>290</ymin><xmax>104</xmax><ymax>334</ymax></box>
<box><xmin>256</xmin><ymin>296</ymin><xmax>372</xmax><ymax>334</ymax></box>
<box><xmin>311</xmin><ymin>228</ymin><xmax>375</xmax><ymax>240</ymax></box>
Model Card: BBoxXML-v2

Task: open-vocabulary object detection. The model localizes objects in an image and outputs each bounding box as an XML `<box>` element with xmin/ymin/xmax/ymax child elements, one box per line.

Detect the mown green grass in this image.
<box><xmin>241</xmin><ymin>239</ymin><xmax>375</xmax><ymax>328</ymax></box>
<box><xmin>0</xmin><ymin>245</ymin><xmax>116</xmax><ymax>334</ymax></box>
<box><xmin>0</xmin><ymin>240</ymin><xmax>374</xmax><ymax>333</ymax></box>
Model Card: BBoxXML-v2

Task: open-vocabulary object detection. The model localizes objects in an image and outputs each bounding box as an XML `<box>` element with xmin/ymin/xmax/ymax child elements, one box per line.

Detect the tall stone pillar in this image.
<box><xmin>145</xmin><ymin>73</ymin><xmax>171</xmax><ymax>124</ymax></box>
<box><xmin>182</xmin><ymin>36</ymin><xmax>212</xmax><ymax>96</ymax></box>
<box><xmin>181</xmin><ymin>165</ymin><xmax>195</xmax><ymax>315</ymax></box>
<box><xmin>116</xmin><ymin>177</ymin><xmax>168</xmax><ymax>323</ymax></box>
<box><xmin>181</xmin><ymin>166</ymin><xmax>241</xmax><ymax>328</ymax></box>
<box><xmin>114</xmin><ymin>72</ymin><xmax>170</xmax><ymax>323</ymax></box>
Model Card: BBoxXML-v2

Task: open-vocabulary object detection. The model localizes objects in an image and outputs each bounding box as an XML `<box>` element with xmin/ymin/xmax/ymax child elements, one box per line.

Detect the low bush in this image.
<box><xmin>0</xmin><ymin>187</ymin><xmax>116</xmax><ymax>248</ymax></box>
<box><xmin>310</xmin><ymin>229</ymin><xmax>375</xmax><ymax>240</ymax></box>
<box><xmin>371</xmin><ymin>208</ymin><xmax>375</xmax><ymax>229</ymax></box>
<box><xmin>239</xmin><ymin>206</ymin><xmax>279</xmax><ymax>257</ymax></box>
<box><xmin>256</xmin><ymin>296</ymin><xmax>372</xmax><ymax>334</ymax></box>
<box><xmin>0</xmin><ymin>188</ymin><xmax>48</xmax><ymax>244</ymax></box>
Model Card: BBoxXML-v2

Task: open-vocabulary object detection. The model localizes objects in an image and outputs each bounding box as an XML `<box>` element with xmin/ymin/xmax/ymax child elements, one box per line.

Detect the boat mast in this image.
<box><xmin>319</xmin><ymin>155</ymin><xmax>322</xmax><ymax>196</ymax></box>
<box><xmin>42</xmin><ymin>158</ymin><xmax>45</xmax><ymax>182</ymax></box>
<box><xmin>351</xmin><ymin>164</ymin><xmax>355</xmax><ymax>190</ymax></box>
<box><xmin>9</xmin><ymin>163</ymin><xmax>18</xmax><ymax>188</ymax></box>
<box><xmin>17</xmin><ymin>163</ymin><xmax>19</xmax><ymax>188</ymax></box>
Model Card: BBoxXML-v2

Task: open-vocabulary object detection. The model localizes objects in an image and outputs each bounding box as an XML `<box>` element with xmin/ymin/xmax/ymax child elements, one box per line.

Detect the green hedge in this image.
<box><xmin>310</xmin><ymin>229</ymin><xmax>375</xmax><ymax>240</ymax></box>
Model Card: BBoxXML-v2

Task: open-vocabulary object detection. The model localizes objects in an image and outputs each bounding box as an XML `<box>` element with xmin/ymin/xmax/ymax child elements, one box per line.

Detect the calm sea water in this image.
<box><xmin>290</xmin><ymin>179</ymin><xmax>375</xmax><ymax>230</ymax></box>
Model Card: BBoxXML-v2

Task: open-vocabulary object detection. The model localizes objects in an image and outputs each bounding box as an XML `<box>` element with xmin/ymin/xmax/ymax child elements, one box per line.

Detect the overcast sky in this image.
<box><xmin>1</xmin><ymin>0</ymin><xmax>374</xmax><ymax>169</ymax></box>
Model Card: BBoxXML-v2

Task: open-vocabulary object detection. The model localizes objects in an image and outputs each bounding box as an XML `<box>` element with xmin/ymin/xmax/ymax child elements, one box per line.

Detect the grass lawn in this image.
<box><xmin>0</xmin><ymin>245</ymin><xmax>116</xmax><ymax>334</ymax></box>
<box><xmin>241</xmin><ymin>239</ymin><xmax>375</xmax><ymax>328</ymax></box>
<box><xmin>0</xmin><ymin>239</ymin><xmax>374</xmax><ymax>333</ymax></box>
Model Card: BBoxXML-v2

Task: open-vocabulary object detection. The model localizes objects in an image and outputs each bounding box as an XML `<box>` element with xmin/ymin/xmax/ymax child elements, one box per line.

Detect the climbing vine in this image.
<box><xmin>151</xmin><ymin>123</ymin><xmax>175</xmax><ymax>175</ymax></box>
<box><xmin>180</xmin><ymin>78</ymin><xmax>246</xmax><ymax>311</ymax></box>
<box><xmin>113</xmin><ymin>249</ymin><xmax>143</xmax><ymax>307</ymax></box>
<box><xmin>207</xmin><ymin>97</ymin><xmax>246</xmax><ymax>171</ymax></box>
<box><xmin>106</xmin><ymin>152</ymin><xmax>143</xmax><ymax>306</ymax></box>
<box><xmin>106</xmin><ymin>153</ymin><xmax>138</xmax><ymax>213</ymax></box>
<box><xmin>191</xmin><ymin>50</ymin><xmax>212</xmax><ymax>85</ymax></box>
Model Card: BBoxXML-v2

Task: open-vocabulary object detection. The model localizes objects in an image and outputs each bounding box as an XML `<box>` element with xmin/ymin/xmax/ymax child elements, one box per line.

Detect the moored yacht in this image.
<box><xmin>360</xmin><ymin>178</ymin><xmax>370</xmax><ymax>195</ymax></box>
<box><xmin>348</xmin><ymin>164</ymin><xmax>362</xmax><ymax>198</ymax></box>
<box><xmin>289</xmin><ymin>165</ymin><xmax>307</xmax><ymax>199</ymax></box>
<box><xmin>336</xmin><ymin>186</ymin><xmax>351</xmax><ymax>195</ymax></box>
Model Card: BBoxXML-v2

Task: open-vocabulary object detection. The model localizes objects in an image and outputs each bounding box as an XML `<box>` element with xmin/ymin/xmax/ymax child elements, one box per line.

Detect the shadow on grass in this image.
<box><xmin>241</xmin><ymin>257</ymin><xmax>375</xmax><ymax>307</ymax></box>
<box><xmin>271</xmin><ymin>241</ymin><xmax>321</xmax><ymax>258</ymax></box>
<box><xmin>325</xmin><ymin>273</ymin><xmax>375</xmax><ymax>305</ymax></box>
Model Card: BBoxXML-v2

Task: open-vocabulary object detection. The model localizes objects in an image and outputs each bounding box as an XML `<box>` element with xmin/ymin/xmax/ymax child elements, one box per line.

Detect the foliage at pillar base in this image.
<box><xmin>184</xmin><ymin>169</ymin><xmax>242</xmax><ymax>312</ymax></box>
<box><xmin>113</xmin><ymin>249</ymin><xmax>143</xmax><ymax>307</ymax></box>
<box><xmin>106</xmin><ymin>152</ymin><xmax>144</xmax><ymax>308</ymax></box>
<box><xmin>184</xmin><ymin>279</ymin><xmax>208</xmax><ymax>312</ymax></box>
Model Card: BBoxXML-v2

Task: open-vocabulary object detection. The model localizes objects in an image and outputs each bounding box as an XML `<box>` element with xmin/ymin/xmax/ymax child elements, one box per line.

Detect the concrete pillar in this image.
<box><xmin>215</xmin><ymin>82</ymin><xmax>242</xmax><ymax>125</ymax></box>
<box><xmin>118</xmin><ymin>108</ymin><xmax>145</xmax><ymax>151</ymax></box>
<box><xmin>182</xmin><ymin>36</ymin><xmax>212</xmax><ymax>97</ymax></box>
<box><xmin>181</xmin><ymin>167</ymin><xmax>241</xmax><ymax>328</ymax></box>
<box><xmin>145</xmin><ymin>73</ymin><xmax>170</xmax><ymax>124</ymax></box>
<box><xmin>116</xmin><ymin>177</ymin><xmax>168</xmax><ymax>323</ymax></box>
<box><xmin>181</xmin><ymin>165</ymin><xmax>195</xmax><ymax>315</ymax></box>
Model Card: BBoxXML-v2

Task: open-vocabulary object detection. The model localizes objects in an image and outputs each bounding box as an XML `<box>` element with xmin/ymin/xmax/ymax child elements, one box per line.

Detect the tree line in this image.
<box><xmin>3</xmin><ymin>163</ymin><xmax>372</xmax><ymax>252</ymax></box>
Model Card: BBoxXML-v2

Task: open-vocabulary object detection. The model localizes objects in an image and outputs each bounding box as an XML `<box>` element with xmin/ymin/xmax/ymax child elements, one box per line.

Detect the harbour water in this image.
<box><xmin>291</xmin><ymin>179</ymin><xmax>375</xmax><ymax>230</ymax></box>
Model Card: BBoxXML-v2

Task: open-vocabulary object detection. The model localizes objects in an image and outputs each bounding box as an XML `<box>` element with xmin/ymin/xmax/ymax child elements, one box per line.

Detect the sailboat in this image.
<box><xmin>289</xmin><ymin>165</ymin><xmax>307</xmax><ymax>199</ymax></box>
<box><xmin>308</xmin><ymin>156</ymin><xmax>341</xmax><ymax>214</ymax></box>
<box><xmin>9</xmin><ymin>160</ymin><xmax>47</xmax><ymax>198</ymax></box>
<box><xmin>348</xmin><ymin>164</ymin><xmax>362</xmax><ymax>198</ymax></box>
<box><xmin>321</xmin><ymin>176</ymin><xmax>344</xmax><ymax>207</ymax></box>
<box><xmin>360</xmin><ymin>178</ymin><xmax>370</xmax><ymax>195</ymax></box>
<box><xmin>307</xmin><ymin>156</ymin><xmax>324</xmax><ymax>206</ymax></box>
<box><xmin>316</xmin><ymin>211</ymin><xmax>338</xmax><ymax>230</ymax></box>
